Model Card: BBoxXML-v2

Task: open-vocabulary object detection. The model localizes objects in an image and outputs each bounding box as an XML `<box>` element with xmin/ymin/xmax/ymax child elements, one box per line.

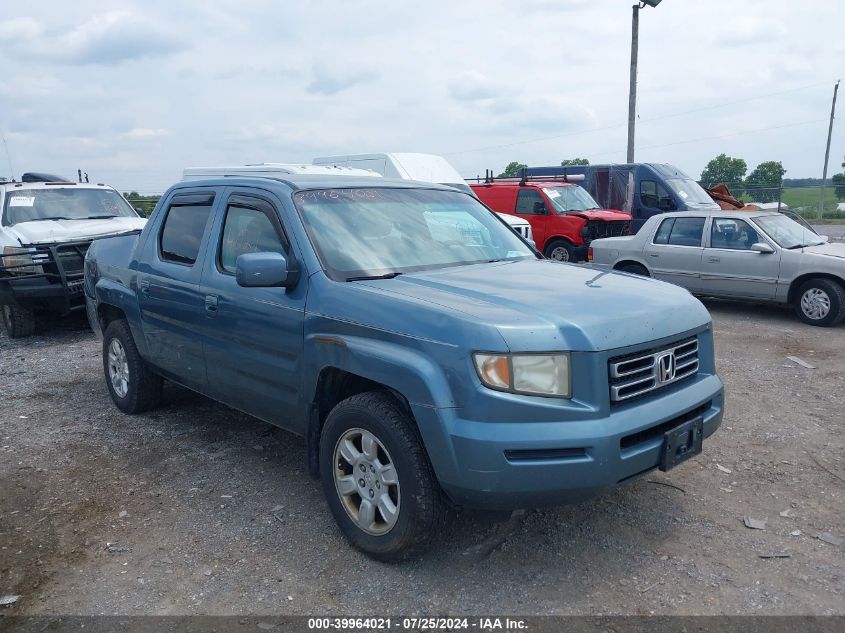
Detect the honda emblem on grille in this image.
<box><xmin>656</xmin><ymin>351</ymin><xmax>676</xmax><ymax>384</ymax></box>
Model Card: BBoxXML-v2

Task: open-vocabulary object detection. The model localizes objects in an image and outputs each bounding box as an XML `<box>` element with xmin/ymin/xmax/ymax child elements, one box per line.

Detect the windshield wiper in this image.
<box><xmin>345</xmin><ymin>272</ymin><xmax>403</xmax><ymax>282</ymax></box>
<box><xmin>20</xmin><ymin>216</ymin><xmax>75</xmax><ymax>222</ymax></box>
<box><xmin>84</xmin><ymin>215</ymin><xmax>120</xmax><ymax>219</ymax></box>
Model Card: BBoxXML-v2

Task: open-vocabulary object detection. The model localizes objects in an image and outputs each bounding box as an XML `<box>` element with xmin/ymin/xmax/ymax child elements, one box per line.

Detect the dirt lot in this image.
<box><xmin>1</xmin><ymin>301</ymin><xmax>843</xmax><ymax>616</ymax></box>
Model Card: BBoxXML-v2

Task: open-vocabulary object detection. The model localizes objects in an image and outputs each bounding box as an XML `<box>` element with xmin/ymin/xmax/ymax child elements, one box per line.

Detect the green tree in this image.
<box><xmin>498</xmin><ymin>161</ymin><xmax>527</xmax><ymax>178</ymax></box>
<box><xmin>123</xmin><ymin>191</ymin><xmax>160</xmax><ymax>217</ymax></box>
<box><xmin>744</xmin><ymin>161</ymin><xmax>786</xmax><ymax>203</ymax></box>
<box><xmin>699</xmin><ymin>154</ymin><xmax>747</xmax><ymax>189</ymax></box>
<box><xmin>560</xmin><ymin>158</ymin><xmax>589</xmax><ymax>166</ymax></box>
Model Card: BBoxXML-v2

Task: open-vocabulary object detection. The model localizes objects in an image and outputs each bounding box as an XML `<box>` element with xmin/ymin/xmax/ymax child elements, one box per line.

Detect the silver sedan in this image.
<box><xmin>589</xmin><ymin>210</ymin><xmax>845</xmax><ymax>327</ymax></box>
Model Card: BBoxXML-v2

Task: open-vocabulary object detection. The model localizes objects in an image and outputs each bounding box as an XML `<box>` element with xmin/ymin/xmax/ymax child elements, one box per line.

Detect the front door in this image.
<box><xmin>199</xmin><ymin>191</ymin><xmax>307</xmax><ymax>429</ymax></box>
<box><xmin>636</xmin><ymin>179</ymin><xmax>677</xmax><ymax>233</ymax></box>
<box><xmin>514</xmin><ymin>188</ymin><xmax>548</xmax><ymax>246</ymax></box>
<box><xmin>643</xmin><ymin>216</ymin><xmax>706</xmax><ymax>292</ymax></box>
<box><xmin>700</xmin><ymin>217</ymin><xmax>780</xmax><ymax>299</ymax></box>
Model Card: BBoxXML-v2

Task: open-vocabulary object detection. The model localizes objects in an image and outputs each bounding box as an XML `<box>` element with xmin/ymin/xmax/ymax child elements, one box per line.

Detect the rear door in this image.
<box><xmin>136</xmin><ymin>190</ymin><xmax>221</xmax><ymax>389</ymax></box>
<box><xmin>700</xmin><ymin>217</ymin><xmax>780</xmax><ymax>299</ymax></box>
<box><xmin>642</xmin><ymin>216</ymin><xmax>705</xmax><ymax>292</ymax></box>
<box><xmin>198</xmin><ymin>189</ymin><xmax>307</xmax><ymax>429</ymax></box>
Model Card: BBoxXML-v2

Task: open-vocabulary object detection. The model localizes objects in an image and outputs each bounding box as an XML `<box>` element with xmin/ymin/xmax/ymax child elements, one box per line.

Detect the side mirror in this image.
<box><xmin>750</xmin><ymin>242</ymin><xmax>775</xmax><ymax>254</ymax></box>
<box><xmin>818</xmin><ymin>234</ymin><xmax>829</xmax><ymax>243</ymax></box>
<box><xmin>235</xmin><ymin>252</ymin><xmax>299</xmax><ymax>288</ymax></box>
<box><xmin>134</xmin><ymin>206</ymin><xmax>146</xmax><ymax>217</ymax></box>
<box><xmin>533</xmin><ymin>201</ymin><xmax>547</xmax><ymax>214</ymax></box>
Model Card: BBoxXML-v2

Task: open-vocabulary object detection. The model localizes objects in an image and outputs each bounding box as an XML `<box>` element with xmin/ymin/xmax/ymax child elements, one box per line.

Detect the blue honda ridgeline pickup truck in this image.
<box><xmin>84</xmin><ymin>175</ymin><xmax>723</xmax><ymax>560</ymax></box>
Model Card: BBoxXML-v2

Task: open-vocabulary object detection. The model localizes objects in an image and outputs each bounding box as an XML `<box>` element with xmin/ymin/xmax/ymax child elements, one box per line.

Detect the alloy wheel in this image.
<box><xmin>333</xmin><ymin>428</ymin><xmax>400</xmax><ymax>535</ymax></box>
<box><xmin>107</xmin><ymin>338</ymin><xmax>130</xmax><ymax>398</ymax></box>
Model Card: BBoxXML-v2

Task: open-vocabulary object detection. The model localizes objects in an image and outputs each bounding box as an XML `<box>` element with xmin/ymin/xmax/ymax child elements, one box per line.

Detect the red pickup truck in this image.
<box><xmin>471</xmin><ymin>178</ymin><xmax>632</xmax><ymax>262</ymax></box>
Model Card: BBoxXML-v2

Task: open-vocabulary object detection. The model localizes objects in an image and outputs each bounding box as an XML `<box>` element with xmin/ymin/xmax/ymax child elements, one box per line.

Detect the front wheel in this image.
<box><xmin>794</xmin><ymin>278</ymin><xmax>845</xmax><ymax>327</ymax></box>
<box><xmin>544</xmin><ymin>239</ymin><xmax>575</xmax><ymax>262</ymax></box>
<box><xmin>1</xmin><ymin>301</ymin><xmax>36</xmax><ymax>338</ymax></box>
<box><xmin>102</xmin><ymin>319</ymin><xmax>163</xmax><ymax>413</ymax></box>
<box><xmin>319</xmin><ymin>392</ymin><xmax>445</xmax><ymax>561</ymax></box>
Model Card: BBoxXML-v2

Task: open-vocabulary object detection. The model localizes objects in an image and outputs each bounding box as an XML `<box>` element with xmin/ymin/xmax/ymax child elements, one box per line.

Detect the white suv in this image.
<box><xmin>0</xmin><ymin>173</ymin><xmax>146</xmax><ymax>337</ymax></box>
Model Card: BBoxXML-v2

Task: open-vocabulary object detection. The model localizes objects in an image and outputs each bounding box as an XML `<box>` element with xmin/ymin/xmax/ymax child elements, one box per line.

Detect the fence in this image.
<box><xmin>704</xmin><ymin>183</ymin><xmax>845</xmax><ymax>221</ymax></box>
<box><xmin>122</xmin><ymin>185</ymin><xmax>845</xmax><ymax>222</ymax></box>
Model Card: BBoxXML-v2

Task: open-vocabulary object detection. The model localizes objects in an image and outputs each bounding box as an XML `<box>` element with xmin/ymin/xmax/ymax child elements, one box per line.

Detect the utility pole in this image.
<box><xmin>626</xmin><ymin>4</ymin><xmax>640</xmax><ymax>164</ymax></box>
<box><xmin>819</xmin><ymin>79</ymin><xmax>840</xmax><ymax>220</ymax></box>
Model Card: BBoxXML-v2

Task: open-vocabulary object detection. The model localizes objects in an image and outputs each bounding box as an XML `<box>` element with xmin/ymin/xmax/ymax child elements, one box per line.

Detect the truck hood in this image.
<box><xmin>6</xmin><ymin>217</ymin><xmax>147</xmax><ymax>245</ymax></box>
<box><xmin>358</xmin><ymin>259</ymin><xmax>710</xmax><ymax>352</ymax></box>
<box><xmin>570</xmin><ymin>209</ymin><xmax>632</xmax><ymax>222</ymax></box>
<box><xmin>802</xmin><ymin>241</ymin><xmax>845</xmax><ymax>259</ymax></box>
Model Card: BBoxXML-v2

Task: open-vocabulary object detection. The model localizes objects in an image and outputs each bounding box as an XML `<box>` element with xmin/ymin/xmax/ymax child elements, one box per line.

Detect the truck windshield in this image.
<box><xmin>755</xmin><ymin>214</ymin><xmax>825</xmax><ymax>249</ymax></box>
<box><xmin>665</xmin><ymin>178</ymin><xmax>717</xmax><ymax>206</ymax></box>
<box><xmin>294</xmin><ymin>188</ymin><xmax>535</xmax><ymax>281</ymax></box>
<box><xmin>542</xmin><ymin>186</ymin><xmax>601</xmax><ymax>213</ymax></box>
<box><xmin>2</xmin><ymin>188</ymin><xmax>138</xmax><ymax>226</ymax></box>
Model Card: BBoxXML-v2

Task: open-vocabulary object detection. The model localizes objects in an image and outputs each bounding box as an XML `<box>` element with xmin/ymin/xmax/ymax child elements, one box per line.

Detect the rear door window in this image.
<box><xmin>159</xmin><ymin>194</ymin><xmax>215</xmax><ymax>265</ymax></box>
<box><xmin>666</xmin><ymin>217</ymin><xmax>705</xmax><ymax>247</ymax></box>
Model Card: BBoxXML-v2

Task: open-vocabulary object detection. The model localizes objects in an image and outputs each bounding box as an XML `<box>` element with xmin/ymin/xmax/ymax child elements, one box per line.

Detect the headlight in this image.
<box><xmin>473</xmin><ymin>352</ymin><xmax>571</xmax><ymax>398</ymax></box>
<box><xmin>2</xmin><ymin>246</ymin><xmax>43</xmax><ymax>275</ymax></box>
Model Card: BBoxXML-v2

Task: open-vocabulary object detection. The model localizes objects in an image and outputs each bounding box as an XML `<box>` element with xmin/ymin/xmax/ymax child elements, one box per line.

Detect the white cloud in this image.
<box><xmin>0</xmin><ymin>0</ymin><xmax>841</xmax><ymax>191</ymax></box>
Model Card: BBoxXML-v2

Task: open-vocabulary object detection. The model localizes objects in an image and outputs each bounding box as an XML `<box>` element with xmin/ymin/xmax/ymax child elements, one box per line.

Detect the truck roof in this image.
<box><xmin>171</xmin><ymin>175</ymin><xmax>461</xmax><ymax>192</ymax></box>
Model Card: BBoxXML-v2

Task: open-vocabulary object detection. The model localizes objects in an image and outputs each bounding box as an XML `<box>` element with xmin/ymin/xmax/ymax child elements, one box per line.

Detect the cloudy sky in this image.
<box><xmin>0</xmin><ymin>0</ymin><xmax>843</xmax><ymax>193</ymax></box>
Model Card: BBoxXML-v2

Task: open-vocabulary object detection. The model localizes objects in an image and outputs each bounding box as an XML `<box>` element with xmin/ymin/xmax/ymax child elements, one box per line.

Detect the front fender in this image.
<box><xmin>303</xmin><ymin>333</ymin><xmax>457</xmax><ymax>410</ymax></box>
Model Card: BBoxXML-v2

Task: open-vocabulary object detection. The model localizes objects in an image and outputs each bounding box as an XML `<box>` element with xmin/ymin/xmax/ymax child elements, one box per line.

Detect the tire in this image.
<box><xmin>1</xmin><ymin>301</ymin><xmax>36</xmax><ymax>338</ymax></box>
<box><xmin>102</xmin><ymin>319</ymin><xmax>163</xmax><ymax>413</ymax></box>
<box><xmin>544</xmin><ymin>239</ymin><xmax>576</xmax><ymax>262</ymax></box>
<box><xmin>319</xmin><ymin>391</ymin><xmax>445</xmax><ymax>561</ymax></box>
<box><xmin>617</xmin><ymin>262</ymin><xmax>650</xmax><ymax>277</ymax></box>
<box><xmin>793</xmin><ymin>278</ymin><xmax>845</xmax><ymax>327</ymax></box>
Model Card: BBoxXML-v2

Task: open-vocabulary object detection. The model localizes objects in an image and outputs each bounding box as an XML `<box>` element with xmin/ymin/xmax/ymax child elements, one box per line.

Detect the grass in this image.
<box><xmin>779</xmin><ymin>187</ymin><xmax>844</xmax><ymax>220</ymax></box>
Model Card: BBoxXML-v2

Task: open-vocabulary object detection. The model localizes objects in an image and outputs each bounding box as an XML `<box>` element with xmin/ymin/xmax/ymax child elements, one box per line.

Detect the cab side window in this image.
<box><xmin>641</xmin><ymin>180</ymin><xmax>674</xmax><ymax>211</ymax></box>
<box><xmin>159</xmin><ymin>194</ymin><xmax>215</xmax><ymax>265</ymax></box>
<box><xmin>219</xmin><ymin>203</ymin><xmax>287</xmax><ymax>274</ymax></box>
<box><xmin>515</xmin><ymin>189</ymin><xmax>546</xmax><ymax>215</ymax></box>
<box><xmin>710</xmin><ymin>218</ymin><xmax>760</xmax><ymax>251</ymax></box>
<box><xmin>654</xmin><ymin>217</ymin><xmax>705</xmax><ymax>247</ymax></box>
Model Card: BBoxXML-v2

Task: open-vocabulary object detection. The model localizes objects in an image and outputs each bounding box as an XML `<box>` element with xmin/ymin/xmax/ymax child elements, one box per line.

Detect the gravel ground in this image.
<box><xmin>0</xmin><ymin>303</ymin><xmax>843</xmax><ymax>616</ymax></box>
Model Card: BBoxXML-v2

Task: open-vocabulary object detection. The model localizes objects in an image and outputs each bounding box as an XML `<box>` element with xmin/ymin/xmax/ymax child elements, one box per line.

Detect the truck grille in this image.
<box><xmin>583</xmin><ymin>220</ymin><xmax>630</xmax><ymax>243</ymax></box>
<box><xmin>609</xmin><ymin>337</ymin><xmax>699</xmax><ymax>403</ymax></box>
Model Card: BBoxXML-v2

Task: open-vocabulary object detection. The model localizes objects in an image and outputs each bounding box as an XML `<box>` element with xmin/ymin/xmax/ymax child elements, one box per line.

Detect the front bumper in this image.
<box><xmin>414</xmin><ymin>374</ymin><xmax>723</xmax><ymax>510</ymax></box>
<box><xmin>0</xmin><ymin>275</ymin><xmax>86</xmax><ymax>313</ymax></box>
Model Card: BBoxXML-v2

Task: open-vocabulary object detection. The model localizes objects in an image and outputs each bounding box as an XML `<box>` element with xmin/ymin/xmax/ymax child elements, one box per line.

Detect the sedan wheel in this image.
<box><xmin>793</xmin><ymin>279</ymin><xmax>845</xmax><ymax>327</ymax></box>
<box><xmin>333</xmin><ymin>428</ymin><xmax>400</xmax><ymax>535</ymax></box>
<box><xmin>800</xmin><ymin>288</ymin><xmax>831</xmax><ymax>321</ymax></box>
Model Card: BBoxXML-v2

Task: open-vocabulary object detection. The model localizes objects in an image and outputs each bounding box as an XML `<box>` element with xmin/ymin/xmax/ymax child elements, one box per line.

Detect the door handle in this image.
<box><xmin>139</xmin><ymin>280</ymin><xmax>150</xmax><ymax>295</ymax></box>
<box><xmin>707</xmin><ymin>256</ymin><xmax>720</xmax><ymax>263</ymax></box>
<box><xmin>205</xmin><ymin>294</ymin><xmax>219</xmax><ymax>316</ymax></box>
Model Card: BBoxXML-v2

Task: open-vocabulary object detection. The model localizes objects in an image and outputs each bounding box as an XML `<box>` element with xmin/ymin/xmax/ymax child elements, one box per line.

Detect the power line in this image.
<box><xmin>443</xmin><ymin>81</ymin><xmax>831</xmax><ymax>157</ymax></box>
<box><xmin>544</xmin><ymin>117</ymin><xmax>829</xmax><ymax>164</ymax></box>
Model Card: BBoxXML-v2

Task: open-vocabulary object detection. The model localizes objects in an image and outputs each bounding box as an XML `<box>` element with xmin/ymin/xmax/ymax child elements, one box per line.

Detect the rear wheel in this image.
<box><xmin>319</xmin><ymin>391</ymin><xmax>445</xmax><ymax>561</ymax></box>
<box><xmin>794</xmin><ymin>278</ymin><xmax>845</xmax><ymax>327</ymax></box>
<box><xmin>102</xmin><ymin>319</ymin><xmax>163</xmax><ymax>413</ymax></box>
<box><xmin>617</xmin><ymin>262</ymin><xmax>650</xmax><ymax>277</ymax></box>
<box><xmin>1</xmin><ymin>301</ymin><xmax>36</xmax><ymax>338</ymax></box>
<box><xmin>544</xmin><ymin>239</ymin><xmax>575</xmax><ymax>262</ymax></box>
